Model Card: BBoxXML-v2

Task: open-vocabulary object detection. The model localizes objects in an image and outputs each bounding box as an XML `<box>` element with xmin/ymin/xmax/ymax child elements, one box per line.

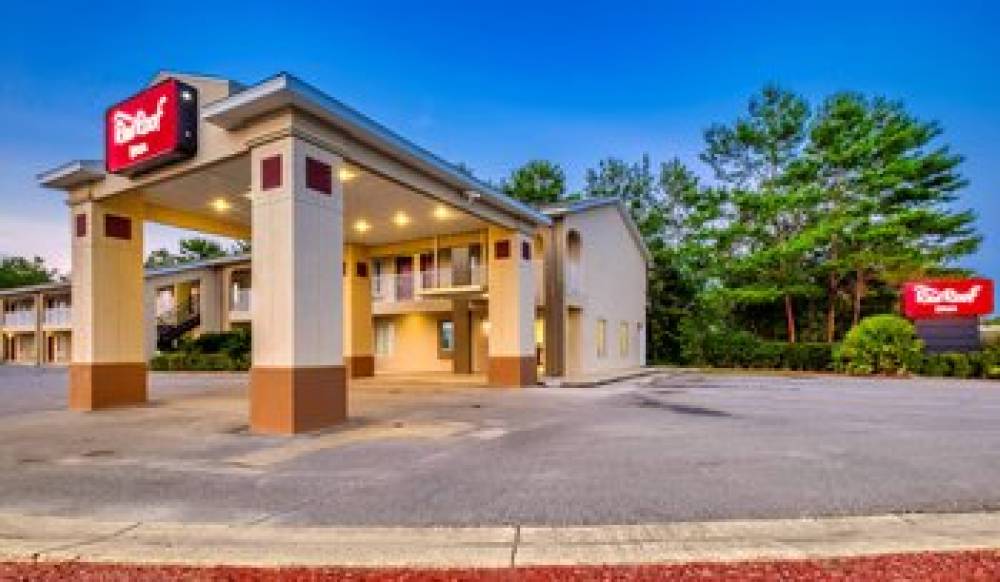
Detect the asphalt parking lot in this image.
<box><xmin>1</xmin><ymin>366</ymin><xmax>1000</xmax><ymax>527</ymax></box>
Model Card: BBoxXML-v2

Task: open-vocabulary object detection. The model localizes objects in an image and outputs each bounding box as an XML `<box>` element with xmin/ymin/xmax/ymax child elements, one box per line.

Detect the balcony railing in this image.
<box><xmin>372</xmin><ymin>273</ymin><xmax>415</xmax><ymax>303</ymax></box>
<box><xmin>2</xmin><ymin>310</ymin><xmax>36</xmax><ymax>328</ymax></box>
<box><xmin>418</xmin><ymin>265</ymin><xmax>486</xmax><ymax>290</ymax></box>
<box><xmin>373</xmin><ymin>266</ymin><xmax>487</xmax><ymax>304</ymax></box>
<box><xmin>43</xmin><ymin>306</ymin><xmax>71</xmax><ymax>327</ymax></box>
<box><xmin>230</xmin><ymin>288</ymin><xmax>251</xmax><ymax>313</ymax></box>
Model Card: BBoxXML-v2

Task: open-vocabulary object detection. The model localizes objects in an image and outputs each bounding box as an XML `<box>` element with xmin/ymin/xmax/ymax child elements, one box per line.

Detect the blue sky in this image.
<box><xmin>0</xmin><ymin>0</ymin><xmax>997</xmax><ymax>279</ymax></box>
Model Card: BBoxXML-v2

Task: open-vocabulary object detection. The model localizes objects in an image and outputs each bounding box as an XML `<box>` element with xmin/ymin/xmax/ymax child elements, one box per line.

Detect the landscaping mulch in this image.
<box><xmin>4</xmin><ymin>550</ymin><xmax>1000</xmax><ymax>581</ymax></box>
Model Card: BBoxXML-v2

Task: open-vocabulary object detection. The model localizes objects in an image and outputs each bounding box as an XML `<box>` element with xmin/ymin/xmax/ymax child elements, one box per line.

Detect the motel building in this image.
<box><xmin>26</xmin><ymin>71</ymin><xmax>650</xmax><ymax>434</ymax></box>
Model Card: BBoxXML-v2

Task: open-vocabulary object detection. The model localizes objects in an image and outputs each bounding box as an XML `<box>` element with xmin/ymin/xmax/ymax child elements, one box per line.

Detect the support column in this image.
<box><xmin>34</xmin><ymin>292</ymin><xmax>44</xmax><ymax>366</ymax></box>
<box><xmin>69</xmin><ymin>194</ymin><xmax>147</xmax><ymax>410</ymax></box>
<box><xmin>249</xmin><ymin>136</ymin><xmax>346</xmax><ymax>434</ymax></box>
<box><xmin>343</xmin><ymin>244</ymin><xmax>374</xmax><ymax>378</ymax></box>
<box><xmin>486</xmin><ymin>226</ymin><xmax>537</xmax><ymax>386</ymax></box>
<box><xmin>542</xmin><ymin>221</ymin><xmax>566</xmax><ymax>377</ymax></box>
<box><xmin>452</xmin><ymin>298</ymin><xmax>472</xmax><ymax>374</ymax></box>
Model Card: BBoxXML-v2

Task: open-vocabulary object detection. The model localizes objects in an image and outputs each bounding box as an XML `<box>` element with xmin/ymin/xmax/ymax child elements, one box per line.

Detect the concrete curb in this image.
<box><xmin>542</xmin><ymin>368</ymin><xmax>656</xmax><ymax>388</ymax></box>
<box><xmin>2</xmin><ymin>511</ymin><xmax>1000</xmax><ymax>568</ymax></box>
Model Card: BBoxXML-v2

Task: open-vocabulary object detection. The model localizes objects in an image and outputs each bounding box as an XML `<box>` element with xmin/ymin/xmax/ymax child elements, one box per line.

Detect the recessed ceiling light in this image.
<box><xmin>354</xmin><ymin>219</ymin><xmax>371</xmax><ymax>233</ymax></box>
<box><xmin>433</xmin><ymin>205</ymin><xmax>451</xmax><ymax>220</ymax></box>
<box><xmin>392</xmin><ymin>212</ymin><xmax>410</xmax><ymax>227</ymax></box>
<box><xmin>210</xmin><ymin>198</ymin><xmax>231</xmax><ymax>212</ymax></box>
<box><xmin>339</xmin><ymin>167</ymin><xmax>358</xmax><ymax>182</ymax></box>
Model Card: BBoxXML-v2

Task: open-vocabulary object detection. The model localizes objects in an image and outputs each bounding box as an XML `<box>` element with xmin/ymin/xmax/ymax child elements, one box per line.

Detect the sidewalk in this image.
<box><xmin>3</xmin><ymin>511</ymin><xmax>1000</xmax><ymax>568</ymax></box>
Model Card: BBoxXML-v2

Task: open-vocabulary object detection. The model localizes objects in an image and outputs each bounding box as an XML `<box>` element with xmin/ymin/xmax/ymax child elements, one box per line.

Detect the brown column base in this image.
<box><xmin>250</xmin><ymin>365</ymin><xmax>347</xmax><ymax>434</ymax></box>
<box><xmin>345</xmin><ymin>355</ymin><xmax>375</xmax><ymax>378</ymax></box>
<box><xmin>487</xmin><ymin>356</ymin><xmax>538</xmax><ymax>387</ymax></box>
<box><xmin>69</xmin><ymin>363</ymin><xmax>148</xmax><ymax>411</ymax></box>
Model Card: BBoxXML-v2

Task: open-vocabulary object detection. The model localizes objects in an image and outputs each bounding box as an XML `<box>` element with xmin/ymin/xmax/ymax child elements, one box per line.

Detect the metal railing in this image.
<box><xmin>418</xmin><ymin>265</ymin><xmax>486</xmax><ymax>290</ymax></box>
<box><xmin>43</xmin><ymin>306</ymin><xmax>71</xmax><ymax>327</ymax></box>
<box><xmin>372</xmin><ymin>273</ymin><xmax>415</xmax><ymax>303</ymax></box>
<box><xmin>374</xmin><ymin>266</ymin><xmax>488</xmax><ymax>304</ymax></box>
<box><xmin>156</xmin><ymin>296</ymin><xmax>200</xmax><ymax>327</ymax></box>
<box><xmin>230</xmin><ymin>287</ymin><xmax>251</xmax><ymax>312</ymax></box>
<box><xmin>2</xmin><ymin>310</ymin><xmax>36</xmax><ymax>328</ymax></box>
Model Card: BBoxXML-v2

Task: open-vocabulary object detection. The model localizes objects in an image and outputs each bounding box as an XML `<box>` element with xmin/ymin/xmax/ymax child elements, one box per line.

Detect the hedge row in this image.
<box><xmin>684</xmin><ymin>329</ymin><xmax>834</xmax><ymax>371</ymax></box>
<box><xmin>917</xmin><ymin>351</ymin><xmax>1000</xmax><ymax>379</ymax></box>
<box><xmin>150</xmin><ymin>352</ymin><xmax>250</xmax><ymax>372</ymax></box>
<box><xmin>151</xmin><ymin>330</ymin><xmax>251</xmax><ymax>372</ymax></box>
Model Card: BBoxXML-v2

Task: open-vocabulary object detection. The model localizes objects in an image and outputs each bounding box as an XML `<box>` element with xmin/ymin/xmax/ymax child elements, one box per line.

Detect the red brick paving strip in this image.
<box><xmin>3</xmin><ymin>550</ymin><xmax>1000</xmax><ymax>581</ymax></box>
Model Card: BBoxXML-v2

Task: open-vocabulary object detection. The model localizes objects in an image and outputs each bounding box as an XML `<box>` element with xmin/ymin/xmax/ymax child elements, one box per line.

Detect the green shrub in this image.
<box><xmin>920</xmin><ymin>353</ymin><xmax>950</xmax><ymax>377</ymax></box>
<box><xmin>835</xmin><ymin>314</ymin><xmax>923</xmax><ymax>376</ymax></box>
<box><xmin>183</xmin><ymin>330</ymin><xmax>251</xmax><ymax>359</ymax></box>
<box><xmin>149</xmin><ymin>351</ymin><xmax>249</xmax><ymax>372</ymax></box>
<box><xmin>751</xmin><ymin>341</ymin><xmax>783</xmax><ymax>369</ymax></box>
<box><xmin>946</xmin><ymin>353</ymin><xmax>973</xmax><ymax>379</ymax></box>
<box><xmin>781</xmin><ymin>342</ymin><xmax>835</xmax><ymax>371</ymax></box>
<box><xmin>679</xmin><ymin>319</ymin><xmax>834</xmax><ymax>371</ymax></box>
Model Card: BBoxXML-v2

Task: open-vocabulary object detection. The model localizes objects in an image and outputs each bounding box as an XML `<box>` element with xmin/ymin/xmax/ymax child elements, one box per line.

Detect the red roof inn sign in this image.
<box><xmin>902</xmin><ymin>279</ymin><xmax>994</xmax><ymax>319</ymax></box>
<box><xmin>105</xmin><ymin>79</ymin><xmax>198</xmax><ymax>175</ymax></box>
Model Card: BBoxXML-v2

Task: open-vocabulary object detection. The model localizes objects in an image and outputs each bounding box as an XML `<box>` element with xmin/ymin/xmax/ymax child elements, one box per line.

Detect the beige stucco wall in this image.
<box><xmin>250</xmin><ymin>136</ymin><xmax>344</xmax><ymax>368</ymax></box>
<box><xmin>70</xmin><ymin>194</ymin><xmax>146</xmax><ymax>365</ymax></box>
<box><xmin>374</xmin><ymin>313</ymin><xmax>451</xmax><ymax>373</ymax></box>
<box><xmin>562</xmin><ymin>205</ymin><xmax>647</xmax><ymax>374</ymax></box>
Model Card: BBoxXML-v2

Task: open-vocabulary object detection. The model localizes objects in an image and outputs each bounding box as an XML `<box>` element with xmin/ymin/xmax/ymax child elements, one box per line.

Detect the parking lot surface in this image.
<box><xmin>1</xmin><ymin>366</ymin><xmax>1000</xmax><ymax>526</ymax></box>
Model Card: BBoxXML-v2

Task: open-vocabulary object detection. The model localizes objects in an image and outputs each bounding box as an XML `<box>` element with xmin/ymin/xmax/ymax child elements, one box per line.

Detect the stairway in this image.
<box><xmin>156</xmin><ymin>297</ymin><xmax>201</xmax><ymax>351</ymax></box>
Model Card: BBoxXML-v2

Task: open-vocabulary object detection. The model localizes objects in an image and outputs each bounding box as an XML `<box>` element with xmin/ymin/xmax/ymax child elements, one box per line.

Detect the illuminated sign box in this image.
<box><xmin>902</xmin><ymin>278</ymin><xmax>994</xmax><ymax>319</ymax></box>
<box><xmin>105</xmin><ymin>79</ymin><xmax>198</xmax><ymax>175</ymax></box>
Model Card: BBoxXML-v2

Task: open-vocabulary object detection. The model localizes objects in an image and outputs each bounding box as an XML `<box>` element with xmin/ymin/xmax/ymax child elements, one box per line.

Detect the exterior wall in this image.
<box><xmin>374</xmin><ymin>313</ymin><xmax>452</xmax><ymax>373</ymax></box>
<box><xmin>561</xmin><ymin>205</ymin><xmax>647</xmax><ymax>374</ymax></box>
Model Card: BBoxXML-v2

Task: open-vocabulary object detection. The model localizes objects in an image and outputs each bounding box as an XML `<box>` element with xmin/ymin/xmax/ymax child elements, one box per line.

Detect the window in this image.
<box><xmin>439</xmin><ymin>319</ymin><xmax>454</xmax><ymax>352</ymax></box>
<box><xmin>305</xmin><ymin>157</ymin><xmax>332</xmax><ymax>194</ymax></box>
<box><xmin>619</xmin><ymin>322</ymin><xmax>630</xmax><ymax>357</ymax></box>
<box><xmin>596</xmin><ymin>318</ymin><xmax>607</xmax><ymax>358</ymax></box>
<box><xmin>494</xmin><ymin>239</ymin><xmax>510</xmax><ymax>259</ymax></box>
<box><xmin>375</xmin><ymin>320</ymin><xmax>395</xmax><ymax>356</ymax></box>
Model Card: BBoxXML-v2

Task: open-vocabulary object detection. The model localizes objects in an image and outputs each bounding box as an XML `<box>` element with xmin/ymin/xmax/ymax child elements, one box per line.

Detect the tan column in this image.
<box><xmin>543</xmin><ymin>221</ymin><xmax>566</xmax><ymax>377</ymax></box>
<box><xmin>486</xmin><ymin>226</ymin><xmax>537</xmax><ymax>386</ymax></box>
<box><xmin>69</xmin><ymin>194</ymin><xmax>147</xmax><ymax>410</ymax></box>
<box><xmin>343</xmin><ymin>244</ymin><xmax>374</xmax><ymax>378</ymax></box>
<box><xmin>249</xmin><ymin>136</ymin><xmax>346</xmax><ymax>434</ymax></box>
<box><xmin>34</xmin><ymin>292</ymin><xmax>44</xmax><ymax>366</ymax></box>
<box><xmin>198</xmin><ymin>271</ymin><xmax>221</xmax><ymax>334</ymax></box>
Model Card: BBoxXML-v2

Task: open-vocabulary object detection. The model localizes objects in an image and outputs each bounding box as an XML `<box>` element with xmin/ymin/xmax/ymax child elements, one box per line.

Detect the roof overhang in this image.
<box><xmin>36</xmin><ymin>160</ymin><xmax>105</xmax><ymax>190</ymax></box>
<box><xmin>202</xmin><ymin>73</ymin><xmax>551</xmax><ymax>228</ymax></box>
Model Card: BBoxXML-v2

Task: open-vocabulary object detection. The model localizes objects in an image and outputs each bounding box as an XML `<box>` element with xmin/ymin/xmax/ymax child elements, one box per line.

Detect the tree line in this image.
<box><xmin>496</xmin><ymin>86</ymin><xmax>981</xmax><ymax>362</ymax></box>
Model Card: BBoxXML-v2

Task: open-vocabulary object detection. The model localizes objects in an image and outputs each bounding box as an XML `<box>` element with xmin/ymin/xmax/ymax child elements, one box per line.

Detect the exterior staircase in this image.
<box><xmin>156</xmin><ymin>297</ymin><xmax>201</xmax><ymax>351</ymax></box>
